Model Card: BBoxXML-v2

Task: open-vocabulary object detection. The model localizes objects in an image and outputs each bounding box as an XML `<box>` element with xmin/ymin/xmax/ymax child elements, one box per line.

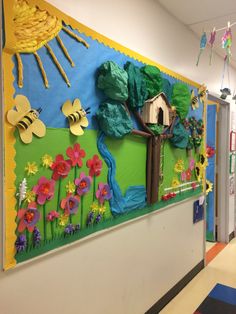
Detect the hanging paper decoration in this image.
<box><xmin>196</xmin><ymin>32</ymin><xmax>207</xmax><ymax>66</ymax></box>
<box><xmin>208</xmin><ymin>28</ymin><xmax>216</xmax><ymax>65</ymax></box>
<box><xmin>222</xmin><ymin>27</ymin><xmax>232</xmax><ymax>62</ymax></box>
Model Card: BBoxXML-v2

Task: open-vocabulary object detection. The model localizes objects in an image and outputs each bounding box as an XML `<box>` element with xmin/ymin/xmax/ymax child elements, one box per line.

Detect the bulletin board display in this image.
<box><xmin>2</xmin><ymin>0</ymin><xmax>206</xmax><ymax>270</ymax></box>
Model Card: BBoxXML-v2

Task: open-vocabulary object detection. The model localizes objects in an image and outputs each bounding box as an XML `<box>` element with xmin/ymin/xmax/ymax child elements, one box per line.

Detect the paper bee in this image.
<box><xmin>7</xmin><ymin>95</ymin><xmax>46</xmax><ymax>144</ymax></box>
<box><xmin>62</xmin><ymin>98</ymin><xmax>90</xmax><ymax>136</ymax></box>
<box><xmin>191</xmin><ymin>90</ymin><xmax>199</xmax><ymax>110</ymax></box>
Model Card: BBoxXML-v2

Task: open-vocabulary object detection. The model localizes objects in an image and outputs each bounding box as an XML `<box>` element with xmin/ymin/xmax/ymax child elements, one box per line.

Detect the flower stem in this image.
<box><xmin>26</xmin><ymin>229</ymin><xmax>29</xmax><ymax>251</ymax></box>
<box><xmin>51</xmin><ymin>221</ymin><xmax>54</xmax><ymax>240</ymax></box>
<box><xmin>81</xmin><ymin>196</ymin><xmax>84</xmax><ymax>229</ymax></box>
<box><xmin>74</xmin><ymin>165</ymin><xmax>78</xmax><ymax>180</ymax></box>
<box><xmin>69</xmin><ymin>214</ymin><xmax>72</xmax><ymax>224</ymax></box>
<box><xmin>56</xmin><ymin>178</ymin><xmax>62</xmax><ymax>227</ymax></box>
<box><xmin>93</xmin><ymin>175</ymin><xmax>96</xmax><ymax>202</ymax></box>
<box><xmin>43</xmin><ymin>204</ymin><xmax>47</xmax><ymax>242</ymax></box>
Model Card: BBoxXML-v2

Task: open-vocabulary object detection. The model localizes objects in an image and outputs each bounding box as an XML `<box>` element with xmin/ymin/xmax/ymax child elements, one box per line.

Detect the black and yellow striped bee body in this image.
<box><xmin>16</xmin><ymin>109</ymin><xmax>41</xmax><ymax>130</ymax></box>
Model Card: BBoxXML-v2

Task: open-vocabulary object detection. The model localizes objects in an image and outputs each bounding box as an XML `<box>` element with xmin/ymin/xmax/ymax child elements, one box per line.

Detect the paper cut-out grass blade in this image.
<box><xmin>7</xmin><ymin>95</ymin><xmax>46</xmax><ymax>144</ymax></box>
<box><xmin>62</xmin><ymin>98</ymin><xmax>90</xmax><ymax>136</ymax></box>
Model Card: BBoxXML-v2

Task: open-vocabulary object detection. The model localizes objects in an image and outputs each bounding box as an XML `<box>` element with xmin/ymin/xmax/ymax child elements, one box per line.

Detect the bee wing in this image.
<box><xmin>191</xmin><ymin>90</ymin><xmax>195</xmax><ymax>99</ymax></box>
<box><xmin>70</xmin><ymin>122</ymin><xmax>84</xmax><ymax>136</ymax></box>
<box><xmin>7</xmin><ymin>95</ymin><xmax>31</xmax><ymax>125</ymax></box>
<box><xmin>15</xmin><ymin>95</ymin><xmax>31</xmax><ymax>113</ymax></box>
<box><xmin>7</xmin><ymin>109</ymin><xmax>22</xmax><ymax>126</ymax></box>
<box><xmin>80</xmin><ymin>116</ymin><xmax>89</xmax><ymax>127</ymax></box>
<box><xmin>19</xmin><ymin>128</ymin><xmax>33</xmax><ymax>144</ymax></box>
<box><xmin>62</xmin><ymin>100</ymin><xmax>73</xmax><ymax>116</ymax></box>
<box><xmin>73</xmin><ymin>99</ymin><xmax>82</xmax><ymax>111</ymax></box>
<box><xmin>31</xmin><ymin>119</ymin><xmax>46</xmax><ymax>138</ymax></box>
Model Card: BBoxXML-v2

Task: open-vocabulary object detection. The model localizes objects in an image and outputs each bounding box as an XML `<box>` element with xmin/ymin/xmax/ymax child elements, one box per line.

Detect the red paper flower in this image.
<box><xmin>51</xmin><ymin>154</ymin><xmax>71</xmax><ymax>180</ymax></box>
<box><xmin>86</xmin><ymin>154</ymin><xmax>102</xmax><ymax>177</ymax></box>
<box><xmin>17</xmin><ymin>202</ymin><xmax>40</xmax><ymax>232</ymax></box>
<box><xmin>186</xmin><ymin>168</ymin><xmax>192</xmax><ymax>181</ymax></box>
<box><xmin>206</xmin><ymin>145</ymin><xmax>215</xmax><ymax>158</ymax></box>
<box><xmin>47</xmin><ymin>210</ymin><xmax>60</xmax><ymax>222</ymax></box>
<box><xmin>33</xmin><ymin>176</ymin><xmax>55</xmax><ymax>205</ymax></box>
<box><xmin>66</xmin><ymin>143</ymin><xmax>86</xmax><ymax>167</ymax></box>
<box><xmin>192</xmin><ymin>182</ymin><xmax>197</xmax><ymax>190</ymax></box>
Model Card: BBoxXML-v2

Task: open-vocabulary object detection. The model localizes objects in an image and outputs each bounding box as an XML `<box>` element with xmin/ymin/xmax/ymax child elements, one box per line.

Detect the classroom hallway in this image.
<box><xmin>160</xmin><ymin>238</ymin><xmax>236</xmax><ymax>313</ymax></box>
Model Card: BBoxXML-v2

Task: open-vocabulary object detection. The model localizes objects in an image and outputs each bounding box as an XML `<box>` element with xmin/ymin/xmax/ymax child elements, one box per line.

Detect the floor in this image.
<box><xmin>160</xmin><ymin>238</ymin><xmax>236</xmax><ymax>314</ymax></box>
<box><xmin>205</xmin><ymin>241</ymin><xmax>215</xmax><ymax>252</ymax></box>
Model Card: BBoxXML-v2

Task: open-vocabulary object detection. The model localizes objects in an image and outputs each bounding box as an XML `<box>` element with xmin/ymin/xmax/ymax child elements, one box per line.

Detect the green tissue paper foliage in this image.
<box><xmin>96</xmin><ymin>101</ymin><xmax>133</xmax><ymax>138</ymax></box>
<box><xmin>124</xmin><ymin>61</ymin><xmax>148</xmax><ymax>110</ymax></box>
<box><xmin>141</xmin><ymin>65</ymin><xmax>163</xmax><ymax>98</ymax></box>
<box><xmin>97</xmin><ymin>61</ymin><xmax>128</xmax><ymax>102</ymax></box>
<box><xmin>171</xmin><ymin>82</ymin><xmax>191</xmax><ymax>120</ymax></box>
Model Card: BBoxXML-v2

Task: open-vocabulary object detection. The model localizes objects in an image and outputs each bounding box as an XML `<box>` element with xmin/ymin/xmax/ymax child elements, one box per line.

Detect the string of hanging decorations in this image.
<box><xmin>196</xmin><ymin>21</ymin><xmax>235</xmax><ymax>99</ymax></box>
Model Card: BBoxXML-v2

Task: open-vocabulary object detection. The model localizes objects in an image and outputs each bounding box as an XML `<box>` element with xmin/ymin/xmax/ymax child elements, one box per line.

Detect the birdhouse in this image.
<box><xmin>141</xmin><ymin>92</ymin><xmax>174</xmax><ymax>126</ymax></box>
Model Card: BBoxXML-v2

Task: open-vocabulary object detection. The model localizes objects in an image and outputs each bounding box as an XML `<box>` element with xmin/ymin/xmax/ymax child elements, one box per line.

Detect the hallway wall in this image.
<box><xmin>0</xmin><ymin>1</ymin><xmax>225</xmax><ymax>313</ymax></box>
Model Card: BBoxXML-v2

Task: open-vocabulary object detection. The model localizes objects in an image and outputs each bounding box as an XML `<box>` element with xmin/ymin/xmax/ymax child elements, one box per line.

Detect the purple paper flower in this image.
<box><xmin>33</xmin><ymin>226</ymin><xmax>41</xmax><ymax>246</ymax></box>
<box><xmin>96</xmin><ymin>183</ymin><xmax>112</xmax><ymax>205</ymax></box>
<box><xmin>75</xmin><ymin>172</ymin><xmax>92</xmax><ymax>196</ymax></box>
<box><xmin>86</xmin><ymin>211</ymin><xmax>94</xmax><ymax>226</ymax></box>
<box><xmin>95</xmin><ymin>213</ymin><xmax>102</xmax><ymax>224</ymax></box>
<box><xmin>64</xmin><ymin>224</ymin><xmax>75</xmax><ymax>235</ymax></box>
<box><xmin>15</xmin><ymin>234</ymin><xmax>27</xmax><ymax>252</ymax></box>
<box><xmin>17</xmin><ymin>202</ymin><xmax>40</xmax><ymax>232</ymax></box>
<box><xmin>61</xmin><ymin>195</ymin><xmax>80</xmax><ymax>215</ymax></box>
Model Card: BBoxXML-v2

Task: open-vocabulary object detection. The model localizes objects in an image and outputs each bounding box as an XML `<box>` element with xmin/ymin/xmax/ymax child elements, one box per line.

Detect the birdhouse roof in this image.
<box><xmin>144</xmin><ymin>92</ymin><xmax>171</xmax><ymax>108</ymax></box>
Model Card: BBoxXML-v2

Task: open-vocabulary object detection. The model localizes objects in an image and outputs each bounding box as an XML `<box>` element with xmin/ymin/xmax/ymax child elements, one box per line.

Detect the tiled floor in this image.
<box><xmin>160</xmin><ymin>238</ymin><xmax>236</xmax><ymax>314</ymax></box>
<box><xmin>205</xmin><ymin>241</ymin><xmax>216</xmax><ymax>252</ymax></box>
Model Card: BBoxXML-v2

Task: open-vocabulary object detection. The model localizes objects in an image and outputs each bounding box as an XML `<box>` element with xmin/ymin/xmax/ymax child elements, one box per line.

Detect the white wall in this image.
<box><xmin>0</xmin><ymin>198</ymin><xmax>204</xmax><ymax>314</ymax></box>
<box><xmin>48</xmin><ymin>0</ymin><xmax>236</xmax><ymax>94</ymax></box>
<box><xmin>0</xmin><ymin>1</ymin><xmax>208</xmax><ymax>313</ymax></box>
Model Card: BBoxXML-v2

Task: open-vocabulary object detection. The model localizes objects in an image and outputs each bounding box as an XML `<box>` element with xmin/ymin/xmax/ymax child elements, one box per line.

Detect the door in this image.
<box><xmin>206</xmin><ymin>104</ymin><xmax>217</xmax><ymax>241</ymax></box>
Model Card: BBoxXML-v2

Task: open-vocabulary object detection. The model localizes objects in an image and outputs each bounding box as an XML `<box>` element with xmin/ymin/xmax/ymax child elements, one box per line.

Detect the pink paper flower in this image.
<box><xmin>51</xmin><ymin>154</ymin><xmax>71</xmax><ymax>180</ymax></box>
<box><xmin>17</xmin><ymin>202</ymin><xmax>40</xmax><ymax>232</ymax></box>
<box><xmin>33</xmin><ymin>176</ymin><xmax>55</xmax><ymax>205</ymax></box>
<box><xmin>181</xmin><ymin>171</ymin><xmax>186</xmax><ymax>182</ymax></box>
<box><xmin>75</xmin><ymin>172</ymin><xmax>92</xmax><ymax>196</ymax></box>
<box><xmin>96</xmin><ymin>183</ymin><xmax>112</xmax><ymax>205</ymax></box>
<box><xmin>189</xmin><ymin>158</ymin><xmax>195</xmax><ymax>171</ymax></box>
<box><xmin>66</xmin><ymin>143</ymin><xmax>86</xmax><ymax>167</ymax></box>
<box><xmin>61</xmin><ymin>194</ymin><xmax>80</xmax><ymax>215</ymax></box>
<box><xmin>47</xmin><ymin>210</ymin><xmax>60</xmax><ymax>222</ymax></box>
<box><xmin>86</xmin><ymin>154</ymin><xmax>102</xmax><ymax>177</ymax></box>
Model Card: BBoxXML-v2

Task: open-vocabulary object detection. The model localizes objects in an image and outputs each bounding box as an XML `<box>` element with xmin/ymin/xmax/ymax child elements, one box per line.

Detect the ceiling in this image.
<box><xmin>158</xmin><ymin>0</ymin><xmax>236</xmax><ymax>68</ymax></box>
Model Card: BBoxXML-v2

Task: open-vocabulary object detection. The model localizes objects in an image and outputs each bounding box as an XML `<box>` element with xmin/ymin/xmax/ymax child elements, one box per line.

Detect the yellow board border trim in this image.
<box><xmin>3</xmin><ymin>0</ymin><xmax>201</xmax><ymax>270</ymax></box>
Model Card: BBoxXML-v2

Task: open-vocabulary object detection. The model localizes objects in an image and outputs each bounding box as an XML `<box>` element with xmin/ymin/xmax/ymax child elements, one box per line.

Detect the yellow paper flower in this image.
<box><xmin>66</xmin><ymin>181</ymin><xmax>76</xmax><ymax>194</ymax></box>
<box><xmin>205</xmin><ymin>180</ymin><xmax>213</xmax><ymax>195</ymax></box>
<box><xmin>99</xmin><ymin>205</ymin><xmax>106</xmax><ymax>214</ymax></box>
<box><xmin>41</xmin><ymin>154</ymin><xmax>53</xmax><ymax>168</ymax></box>
<box><xmin>25</xmin><ymin>162</ymin><xmax>38</xmax><ymax>176</ymax></box>
<box><xmin>58</xmin><ymin>214</ymin><xmax>69</xmax><ymax>226</ymax></box>
<box><xmin>172</xmin><ymin>177</ymin><xmax>180</xmax><ymax>188</ymax></box>
<box><xmin>174</xmin><ymin>160</ymin><xmax>185</xmax><ymax>173</ymax></box>
<box><xmin>90</xmin><ymin>202</ymin><xmax>99</xmax><ymax>212</ymax></box>
<box><xmin>25</xmin><ymin>190</ymin><xmax>36</xmax><ymax>203</ymax></box>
